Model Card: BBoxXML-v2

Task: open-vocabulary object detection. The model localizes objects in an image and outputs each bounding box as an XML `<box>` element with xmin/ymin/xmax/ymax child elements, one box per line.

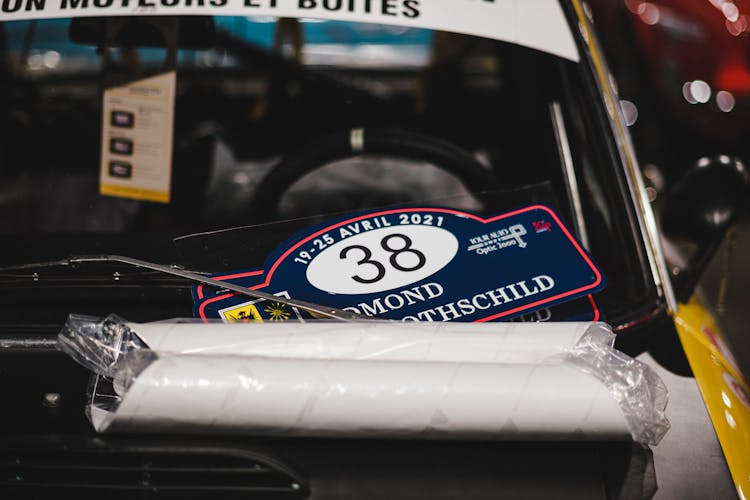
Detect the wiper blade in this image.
<box><xmin>0</xmin><ymin>255</ymin><xmax>367</xmax><ymax>322</ymax></box>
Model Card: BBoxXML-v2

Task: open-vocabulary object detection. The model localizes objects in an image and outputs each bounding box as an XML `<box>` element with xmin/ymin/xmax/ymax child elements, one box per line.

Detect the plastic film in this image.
<box><xmin>57</xmin><ymin>315</ymin><xmax>670</xmax><ymax>444</ymax></box>
<box><xmin>561</xmin><ymin>326</ymin><xmax>671</xmax><ymax>445</ymax></box>
<box><xmin>57</xmin><ymin>314</ymin><xmax>146</xmax><ymax>377</ymax></box>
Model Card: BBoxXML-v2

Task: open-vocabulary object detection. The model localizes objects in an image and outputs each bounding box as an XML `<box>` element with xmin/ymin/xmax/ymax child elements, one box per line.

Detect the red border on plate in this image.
<box><xmin>197</xmin><ymin>205</ymin><xmax>603</xmax><ymax>320</ymax></box>
<box><xmin>588</xmin><ymin>294</ymin><xmax>601</xmax><ymax>322</ymax></box>
<box><xmin>195</xmin><ymin>269</ymin><xmax>264</xmax><ymax>300</ymax></box>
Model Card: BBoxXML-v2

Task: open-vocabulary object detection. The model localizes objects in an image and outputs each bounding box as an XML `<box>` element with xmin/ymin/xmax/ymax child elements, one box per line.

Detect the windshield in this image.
<box><xmin>0</xmin><ymin>12</ymin><xmax>658</xmax><ymax>329</ymax></box>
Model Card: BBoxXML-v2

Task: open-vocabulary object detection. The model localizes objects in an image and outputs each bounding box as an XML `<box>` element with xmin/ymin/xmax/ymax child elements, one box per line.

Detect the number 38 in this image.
<box><xmin>339</xmin><ymin>233</ymin><xmax>426</xmax><ymax>284</ymax></box>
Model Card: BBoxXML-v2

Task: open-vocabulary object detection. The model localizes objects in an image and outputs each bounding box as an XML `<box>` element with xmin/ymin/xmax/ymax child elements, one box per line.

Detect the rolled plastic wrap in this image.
<box><xmin>59</xmin><ymin>315</ymin><xmax>596</xmax><ymax>367</ymax></box>
<box><xmin>97</xmin><ymin>352</ymin><xmax>628</xmax><ymax>439</ymax></box>
<box><xmin>58</xmin><ymin>316</ymin><xmax>670</xmax><ymax>444</ymax></box>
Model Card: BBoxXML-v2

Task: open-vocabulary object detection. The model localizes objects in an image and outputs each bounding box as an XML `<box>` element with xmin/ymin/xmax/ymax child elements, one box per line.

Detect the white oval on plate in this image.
<box><xmin>307</xmin><ymin>225</ymin><xmax>459</xmax><ymax>295</ymax></box>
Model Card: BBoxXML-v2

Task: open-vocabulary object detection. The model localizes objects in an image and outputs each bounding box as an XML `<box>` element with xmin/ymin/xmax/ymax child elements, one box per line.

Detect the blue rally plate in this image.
<box><xmin>193</xmin><ymin>205</ymin><xmax>606</xmax><ymax>322</ymax></box>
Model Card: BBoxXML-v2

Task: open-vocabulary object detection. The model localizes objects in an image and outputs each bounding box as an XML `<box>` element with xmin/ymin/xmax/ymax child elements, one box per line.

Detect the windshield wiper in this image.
<box><xmin>0</xmin><ymin>255</ymin><xmax>367</xmax><ymax>322</ymax></box>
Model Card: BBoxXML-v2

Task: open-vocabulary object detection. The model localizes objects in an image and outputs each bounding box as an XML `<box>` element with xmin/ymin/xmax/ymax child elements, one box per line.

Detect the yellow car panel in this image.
<box><xmin>674</xmin><ymin>299</ymin><xmax>750</xmax><ymax>499</ymax></box>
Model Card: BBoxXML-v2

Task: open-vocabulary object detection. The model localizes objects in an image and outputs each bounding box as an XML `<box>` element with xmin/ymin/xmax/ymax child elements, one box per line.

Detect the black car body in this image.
<box><xmin>0</xmin><ymin>1</ymin><xmax>747</xmax><ymax>498</ymax></box>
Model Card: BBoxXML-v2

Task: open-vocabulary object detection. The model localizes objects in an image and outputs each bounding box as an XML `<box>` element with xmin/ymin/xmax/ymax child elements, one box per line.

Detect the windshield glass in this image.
<box><xmin>0</xmin><ymin>12</ymin><xmax>657</xmax><ymax>328</ymax></box>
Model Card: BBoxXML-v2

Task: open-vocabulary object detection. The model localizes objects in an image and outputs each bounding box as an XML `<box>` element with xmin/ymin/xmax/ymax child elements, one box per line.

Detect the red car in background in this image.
<box><xmin>589</xmin><ymin>0</ymin><xmax>750</xmax><ymax>183</ymax></box>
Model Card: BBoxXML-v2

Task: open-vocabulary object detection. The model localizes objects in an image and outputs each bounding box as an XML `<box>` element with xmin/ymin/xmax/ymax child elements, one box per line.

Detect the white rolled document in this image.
<box><xmin>120</xmin><ymin>320</ymin><xmax>594</xmax><ymax>363</ymax></box>
<box><xmin>59</xmin><ymin>317</ymin><xmax>670</xmax><ymax>444</ymax></box>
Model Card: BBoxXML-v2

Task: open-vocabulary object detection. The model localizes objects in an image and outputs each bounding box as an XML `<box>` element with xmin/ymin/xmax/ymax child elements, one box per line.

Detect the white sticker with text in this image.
<box><xmin>1</xmin><ymin>0</ymin><xmax>579</xmax><ymax>62</ymax></box>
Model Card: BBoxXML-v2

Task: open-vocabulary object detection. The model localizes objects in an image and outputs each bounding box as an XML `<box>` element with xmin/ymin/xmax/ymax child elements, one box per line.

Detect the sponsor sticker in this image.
<box><xmin>723</xmin><ymin>372</ymin><xmax>750</xmax><ymax>411</ymax></box>
<box><xmin>703</xmin><ymin>325</ymin><xmax>743</xmax><ymax>379</ymax></box>
<box><xmin>0</xmin><ymin>0</ymin><xmax>579</xmax><ymax>62</ymax></box>
<box><xmin>193</xmin><ymin>205</ymin><xmax>606</xmax><ymax>322</ymax></box>
<box><xmin>216</xmin><ymin>291</ymin><xmax>307</xmax><ymax>322</ymax></box>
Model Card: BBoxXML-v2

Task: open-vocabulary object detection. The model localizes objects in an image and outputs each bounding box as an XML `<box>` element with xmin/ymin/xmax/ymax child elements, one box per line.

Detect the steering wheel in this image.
<box><xmin>247</xmin><ymin>128</ymin><xmax>499</xmax><ymax>223</ymax></box>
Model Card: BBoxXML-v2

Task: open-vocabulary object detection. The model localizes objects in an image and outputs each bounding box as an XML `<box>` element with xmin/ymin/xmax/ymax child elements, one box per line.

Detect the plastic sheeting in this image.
<box><xmin>58</xmin><ymin>316</ymin><xmax>670</xmax><ymax>444</ymax></box>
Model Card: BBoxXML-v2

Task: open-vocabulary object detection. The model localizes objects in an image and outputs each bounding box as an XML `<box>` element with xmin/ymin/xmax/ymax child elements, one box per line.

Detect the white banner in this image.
<box><xmin>0</xmin><ymin>0</ymin><xmax>580</xmax><ymax>61</ymax></box>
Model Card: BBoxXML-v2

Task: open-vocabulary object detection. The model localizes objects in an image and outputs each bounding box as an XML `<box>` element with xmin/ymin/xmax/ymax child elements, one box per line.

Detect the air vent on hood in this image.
<box><xmin>1</xmin><ymin>437</ymin><xmax>309</xmax><ymax>499</ymax></box>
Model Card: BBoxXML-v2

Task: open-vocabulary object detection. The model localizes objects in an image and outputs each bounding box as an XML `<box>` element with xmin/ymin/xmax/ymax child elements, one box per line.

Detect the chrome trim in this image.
<box><xmin>613</xmin><ymin>304</ymin><xmax>667</xmax><ymax>333</ymax></box>
<box><xmin>549</xmin><ymin>101</ymin><xmax>590</xmax><ymax>249</ymax></box>
<box><xmin>620</xmin><ymin>128</ymin><xmax>678</xmax><ymax>314</ymax></box>
<box><xmin>573</xmin><ymin>2</ymin><xmax>678</xmax><ymax>314</ymax></box>
<box><xmin>0</xmin><ymin>337</ymin><xmax>58</xmax><ymax>350</ymax></box>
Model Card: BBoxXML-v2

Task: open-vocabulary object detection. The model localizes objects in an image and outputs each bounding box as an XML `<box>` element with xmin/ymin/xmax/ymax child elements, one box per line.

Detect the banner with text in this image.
<box><xmin>0</xmin><ymin>0</ymin><xmax>579</xmax><ymax>61</ymax></box>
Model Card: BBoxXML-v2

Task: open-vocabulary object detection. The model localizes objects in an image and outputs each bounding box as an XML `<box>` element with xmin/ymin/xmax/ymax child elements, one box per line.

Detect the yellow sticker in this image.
<box><xmin>263</xmin><ymin>302</ymin><xmax>293</xmax><ymax>321</ymax></box>
<box><xmin>217</xmin><ymin>292</ymin><xmax>303</xmax><ymax>323</ymax></box>
<box><xmin>220</xmin><ymin>303</ymin><xmax>263</xmax><ymax>323</ymax></box>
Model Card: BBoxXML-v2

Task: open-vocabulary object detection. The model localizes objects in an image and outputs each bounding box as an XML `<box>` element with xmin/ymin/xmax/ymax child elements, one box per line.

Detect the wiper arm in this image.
<box><xmin>0</xmin><ymin>255</ymin><xmax>367</xmax><ymax>322</ymax></box>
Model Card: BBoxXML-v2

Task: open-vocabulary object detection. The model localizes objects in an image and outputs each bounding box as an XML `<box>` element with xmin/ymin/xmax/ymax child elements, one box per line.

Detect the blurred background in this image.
<box><xmin>588</xmin><ymin>0</ymin><xmax>749</xmax><ymax>376</ymax></box>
